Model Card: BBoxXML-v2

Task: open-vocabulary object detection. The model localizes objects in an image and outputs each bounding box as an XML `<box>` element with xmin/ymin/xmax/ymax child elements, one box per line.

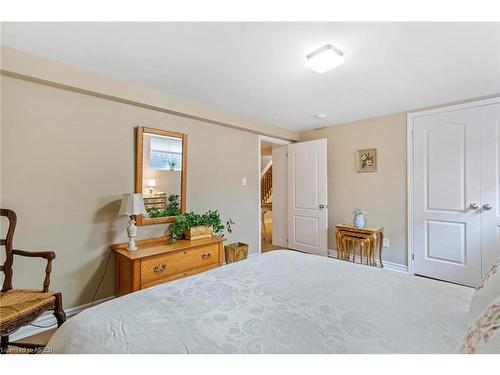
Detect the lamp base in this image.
<box><xmin>127</xmin><ymin>242</ymin><xmax>138</xmax><ymax>251</ymax></box>
<box><xmin>126</xmin><ymin>216</ymin><xmax>138</xmax><ymax>252</ymax></box>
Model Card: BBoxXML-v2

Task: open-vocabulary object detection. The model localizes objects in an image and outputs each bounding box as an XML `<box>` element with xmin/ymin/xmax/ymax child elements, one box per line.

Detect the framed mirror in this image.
<box><xmin>135</xmin><ymin>126</ymin><xmax>187</xmax><ymax>225</ymax></box>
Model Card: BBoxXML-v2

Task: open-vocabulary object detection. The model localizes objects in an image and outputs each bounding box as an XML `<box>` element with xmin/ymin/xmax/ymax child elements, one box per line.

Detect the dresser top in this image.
<box><xmin>112</xmin><ymin>235</ymin><xmax>224</xmax><ymax>260</ymax></box>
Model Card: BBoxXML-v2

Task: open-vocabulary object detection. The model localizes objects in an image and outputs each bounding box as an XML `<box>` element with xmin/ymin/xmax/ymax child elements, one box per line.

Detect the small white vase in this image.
<box><xmin>353</xmin><ymin>214</ymin><xmax>366</xmax><ymax>228</ymax></box>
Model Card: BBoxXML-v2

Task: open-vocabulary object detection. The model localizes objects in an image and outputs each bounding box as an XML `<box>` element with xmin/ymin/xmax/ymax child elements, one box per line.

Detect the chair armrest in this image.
<box><xmin>12</xmin><ymin>249</ymin><xmax>56</xmax><ymax>292</ymax></box>
<box><xmin>13</xmin><ymin>249</ymin><xmax>56</xmax><ymax>260</ymax></box>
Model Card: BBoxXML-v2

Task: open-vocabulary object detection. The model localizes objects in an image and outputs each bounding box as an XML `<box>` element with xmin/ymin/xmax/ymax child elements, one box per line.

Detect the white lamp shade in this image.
<box><xmin>147</xmin><ymin>179</ymin><xmax>156</xmax><ymax>188</ymax></box>
<box><xmin>119</xmin><ymin>193</ymin><xmax>147</xmax><ymax>216</ymax></box>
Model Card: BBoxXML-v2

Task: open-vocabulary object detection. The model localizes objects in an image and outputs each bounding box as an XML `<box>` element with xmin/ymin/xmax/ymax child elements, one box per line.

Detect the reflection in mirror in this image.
<box><xmin>135</xmin><ymin>127</ymin><xmax>187</xmax><ymax>225</ymax></box>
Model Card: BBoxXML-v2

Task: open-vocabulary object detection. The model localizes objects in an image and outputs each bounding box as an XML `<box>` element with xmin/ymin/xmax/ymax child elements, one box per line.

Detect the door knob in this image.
<box><xmin>319</xmin><ymin>204</ymin><xmax>325</xmax><ymax>209</ymax></box>
<box><xmin>482</xmin><ymin>203</ymin><xmax>492</xmax><ymax>211</ymax></box>
<box><xmin>469</xmin><ymin>203</ymin><xmax>479</xmax><ymax>210</ymax></box>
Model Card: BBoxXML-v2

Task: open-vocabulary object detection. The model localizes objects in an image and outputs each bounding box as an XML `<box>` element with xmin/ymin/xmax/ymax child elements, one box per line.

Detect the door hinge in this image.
<box><xmin>411</xmin><ymin>130</ymin><xmax>415</xmax><ymax>138</ymax></box>
<box><xmin>412</xmin><ymin>253</ymin><xmax>414</xmax><ymax>261</ymax></box>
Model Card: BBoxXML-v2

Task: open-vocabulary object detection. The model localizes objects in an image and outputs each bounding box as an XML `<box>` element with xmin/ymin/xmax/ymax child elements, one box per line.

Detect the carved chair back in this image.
<box><xmin>1</xmin><ymin>208</ymin><xmax>16</xmax><ymax>292</ymax></box>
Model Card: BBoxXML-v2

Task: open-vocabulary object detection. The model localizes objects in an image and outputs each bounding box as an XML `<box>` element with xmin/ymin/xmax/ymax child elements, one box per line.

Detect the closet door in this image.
<box><xmin>481</xmin><ymin>103</ymin><xmax>500</xmax><ymax>272</ymax></box>
<box><xmin>413</xmin><ymin>107</ymin><xmax>482</xmax><ymax>287</ymax></box>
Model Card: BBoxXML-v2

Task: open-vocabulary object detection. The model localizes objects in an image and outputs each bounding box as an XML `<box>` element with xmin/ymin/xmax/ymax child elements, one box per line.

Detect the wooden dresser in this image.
<box><xmin>143</xmin><ymin>193</ymin><xmax>167</xmax><ymax>211</ymax></box>
<box><xmin>112</xmin><ymin>235</ymin><xmax>224</xmax><ymax>296</ymax></box>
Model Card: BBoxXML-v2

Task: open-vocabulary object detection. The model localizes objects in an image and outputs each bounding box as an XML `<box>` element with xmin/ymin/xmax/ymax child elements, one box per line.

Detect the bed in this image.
<box><xmin>47</xmin><ymin>250</ymin><xmax>474</xmax><ymax>353</ymax></box>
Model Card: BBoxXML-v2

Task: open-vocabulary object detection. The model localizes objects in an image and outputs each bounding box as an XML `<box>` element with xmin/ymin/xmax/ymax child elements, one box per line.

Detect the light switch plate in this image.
<box><xmin>242</xmin><ymin>177</ymin><xmax>247</xmax><ymax>186</ymax></box>
<box><xmin>383</xmin><ymin>238</ymin><xmax>390</xmax><ymax>248</ymax></box>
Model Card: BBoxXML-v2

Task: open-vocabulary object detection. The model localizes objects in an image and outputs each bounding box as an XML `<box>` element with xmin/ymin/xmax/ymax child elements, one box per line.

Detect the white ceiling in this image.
<box><xmin>2</xmin><ymin>22</ymin><xmax>500</xmax><ymax>131</ymax></box>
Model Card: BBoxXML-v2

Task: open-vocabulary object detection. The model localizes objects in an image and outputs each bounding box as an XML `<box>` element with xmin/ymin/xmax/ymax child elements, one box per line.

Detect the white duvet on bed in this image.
<box><xmin>47</xmin><ymin>250</ymin><xmax>473</xmax><ymax>353</ymax></box>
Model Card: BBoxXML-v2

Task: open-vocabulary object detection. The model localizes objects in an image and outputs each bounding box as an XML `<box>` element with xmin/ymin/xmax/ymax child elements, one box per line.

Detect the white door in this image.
<box><xmin>287</xmin><ymin>139</ymin><xmax>328</xmax><ymax>256</ymax></box>
<box><xmin>481</xmin><ymin>103</ymin><xmax>500</xmax><ymax>272</ymax></box>
<box><xmin>413</xmin><ymin>107</ymin><xmax>482</xmax><ymax>287</ymax></box>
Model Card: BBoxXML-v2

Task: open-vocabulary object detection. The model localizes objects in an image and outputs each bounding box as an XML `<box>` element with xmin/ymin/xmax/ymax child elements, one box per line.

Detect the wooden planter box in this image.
<box><xmin>184</xmin><ymin>226</ymin><xmax>213</xmax><ymax>240</ymax></box>
<box><xmin>224</xmin><ymin>242</ymin><xmax>249</xmax><ymax>264</ymax></box>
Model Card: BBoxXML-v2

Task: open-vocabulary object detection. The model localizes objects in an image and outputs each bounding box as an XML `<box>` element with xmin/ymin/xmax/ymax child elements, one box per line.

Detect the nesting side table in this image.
<box><xmin>335</xmin><ymin>224</ymin><xmax>384</xmax><ymax>267</ymax></box>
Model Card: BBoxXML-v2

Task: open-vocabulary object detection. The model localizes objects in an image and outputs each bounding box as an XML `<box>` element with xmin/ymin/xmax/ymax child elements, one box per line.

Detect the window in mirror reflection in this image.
<box><xmin>149</xmin><ymin>136</ymin><xmax>182</xmax><ymax>171</ymax></box>
<box><xmin>142</xmin><ymin>133</ymin><xmax>183</xmax><ymax>218</ymax></box>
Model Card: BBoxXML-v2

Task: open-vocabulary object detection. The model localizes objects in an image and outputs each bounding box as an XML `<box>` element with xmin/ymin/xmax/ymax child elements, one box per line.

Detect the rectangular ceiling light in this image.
<box><xmin>306</xmin><ymin>44</ymin><xmax>344</xmax><ymax>73</ymax></box>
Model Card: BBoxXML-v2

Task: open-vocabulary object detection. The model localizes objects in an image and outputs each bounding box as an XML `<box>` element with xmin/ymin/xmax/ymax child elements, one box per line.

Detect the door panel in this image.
<box><xmin>288</xmin><ymin>139</ymin><xmax>328</xmax><ymax>256</ymax></box>
<box><xmin>481</xmin><ymin>103</ymin><xmax>500</xmax><ymax>272</ymax></box>
<box><xmin>413</xmin><ymin>107</ymin><xmax>482</xmax><ymax>287</ymax></box>
<box><xmin>294</xmin><ymin>216</ymin><xmax>319</xmax><ymax>247</ymax></box>
<box><xmin>426</xmin><ymin>220</ymin><xmax>465</xmax><ymax>264</ymax></box>
<box><xmin>427</xmin><ymin>124</ymin><xmax>465</xmax><ymax>211</ymax></box>
<box><xmin>293</xmin><ymin>147</ymin><xmax>318</xmax><ymax>209</ymax></box>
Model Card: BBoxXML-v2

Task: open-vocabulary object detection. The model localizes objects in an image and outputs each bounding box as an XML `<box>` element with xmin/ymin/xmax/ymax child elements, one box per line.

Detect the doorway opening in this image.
<box><xmin>258</xmin><ymin>136</ymin><xmax>290</xmax><ymax>253</ymax></box>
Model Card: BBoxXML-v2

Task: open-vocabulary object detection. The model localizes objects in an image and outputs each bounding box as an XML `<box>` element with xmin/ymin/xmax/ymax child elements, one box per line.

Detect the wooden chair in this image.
<box><xmin>0</xmin><ymin>209</ymin><xmax>66</xmax><ymax>354</ymax></box>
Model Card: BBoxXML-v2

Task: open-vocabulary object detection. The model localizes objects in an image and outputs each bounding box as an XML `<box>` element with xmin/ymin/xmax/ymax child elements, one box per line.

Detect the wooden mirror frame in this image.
<box><xmin>135</xmin><ymin>126</ymin><xmax>187</xmax><ymax>225</ymax></box>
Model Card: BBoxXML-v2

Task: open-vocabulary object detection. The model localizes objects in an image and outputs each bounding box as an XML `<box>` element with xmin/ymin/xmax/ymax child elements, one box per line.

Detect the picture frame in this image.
<box><xmin>356</xmin><ymin>148</ymin><xmax>377</xmax><ymax>172</ymax></box>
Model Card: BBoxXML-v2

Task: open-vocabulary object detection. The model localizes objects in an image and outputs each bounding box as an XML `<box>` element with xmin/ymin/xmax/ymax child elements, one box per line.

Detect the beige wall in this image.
<box><xmin>1</xmin><ymin>75</ymin><xmax>261</xmax><ymax>308</ymax></box>
<box><xmin>1</xmin><ymin>46</ymin><xmax>299</xmax><ymax>141</ymax></box>
<box><xmin>300</xmin><ymin>113</ymin><xmax>407</xmax><ymax>266</ymax></box>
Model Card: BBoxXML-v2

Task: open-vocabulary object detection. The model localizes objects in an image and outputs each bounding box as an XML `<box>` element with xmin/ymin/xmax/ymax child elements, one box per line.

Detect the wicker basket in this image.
<box><xmin>224</xmin><ymin>242</ymin><xmax>249</xmax><ymax>264</ymax></box>
<box><xmin>184</xmin><ymin>226</ymin><xmax>213</xmax><ymax>240</ymax></box>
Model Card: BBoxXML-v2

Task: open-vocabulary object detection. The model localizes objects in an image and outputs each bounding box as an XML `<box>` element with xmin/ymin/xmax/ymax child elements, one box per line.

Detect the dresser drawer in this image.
<box><xmin>140</xmin><ymin>243</ymin><xmax>219</xmax><ymax>284</ymax></box>
<box><xmin>145</xmin><ymin>198</ymin><xmax>166</xmax><ymax>204</ymax></box>
<box><xmin>140</xmin><ymin>262</ymin><xmax>219</xmax><ymax>290</ymax></box>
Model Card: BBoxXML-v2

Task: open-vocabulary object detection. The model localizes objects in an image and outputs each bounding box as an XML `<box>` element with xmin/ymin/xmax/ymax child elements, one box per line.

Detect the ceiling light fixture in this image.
<box><xmin>314</xmin><ymin>113</ymin><xmax>327</xmax><ymax>120</ymax></box>
<box><xmin>306</xmin><ymin>44</ymin><xmax>344</xmax><ymax>73</ymax></box>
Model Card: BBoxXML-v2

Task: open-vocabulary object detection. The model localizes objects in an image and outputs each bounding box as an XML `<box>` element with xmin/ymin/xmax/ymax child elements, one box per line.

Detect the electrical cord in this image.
<box><xmin>27</xmin><ymin>250</ymin><xmax>112</xmax><ymax>329</ymax></box>
<box><xmin>91</xmin><ymin>248</ymin><xmax>113</xmax><ymax>306</ymax></box>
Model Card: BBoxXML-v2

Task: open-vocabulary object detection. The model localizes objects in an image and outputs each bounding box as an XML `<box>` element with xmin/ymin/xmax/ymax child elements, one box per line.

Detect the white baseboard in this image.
<box><xmin>10</xmin><ymin>295</ymin><xmax>115</xmax><ymax>342</ymax></box>
<box><xmin>328</xmin><ymin>249</ymin><xmax>408</xmax><ymax>274</ymax></box>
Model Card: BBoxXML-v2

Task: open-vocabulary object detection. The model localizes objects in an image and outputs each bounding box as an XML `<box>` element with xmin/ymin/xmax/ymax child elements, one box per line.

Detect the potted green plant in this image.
<box><xmin>168</xmin><ymin>159</ymin><xmax>176</xmax><ymax>171</ymax></box>
<box><xmin>165</xmin><ymin>194</ymin><xmax>180</xmax><ymax>216</ymax></box>
<box><xmin>170</xmin><ymin>210</ymin><xmax>234</xmax><ymax>242</ymax></box>
<box><xmin>146</xmin><ymin>194</ymin><xmax>180</xmax><ymax>218</ymax></box>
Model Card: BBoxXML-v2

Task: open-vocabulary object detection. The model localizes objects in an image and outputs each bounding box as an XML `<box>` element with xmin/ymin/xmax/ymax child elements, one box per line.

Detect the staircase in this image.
<box><xmin>261</xmin><ymin>164</ymin><xmax>272</xmax><ymax>204</ymax></box>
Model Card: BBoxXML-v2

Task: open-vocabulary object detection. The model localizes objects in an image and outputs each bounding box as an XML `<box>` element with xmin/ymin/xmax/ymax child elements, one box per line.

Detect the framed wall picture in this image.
<box><xmin>356</xmin><ymin>148</ymin><xmax>377</xmax><ymax>172</ymax></box>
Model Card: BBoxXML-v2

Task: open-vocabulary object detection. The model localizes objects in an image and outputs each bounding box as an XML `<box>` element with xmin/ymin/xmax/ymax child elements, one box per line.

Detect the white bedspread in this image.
<box><xmin>47</xmin><ymin>250</ymin><xmax>473</xmax><ymax>353</ymax></box>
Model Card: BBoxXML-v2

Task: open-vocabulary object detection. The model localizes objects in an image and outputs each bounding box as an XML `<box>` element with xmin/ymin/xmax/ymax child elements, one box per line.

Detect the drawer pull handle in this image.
<box><xmin>202</xmin><ymin>253</ymin><xmax>212</xmax><ymax>260</ymax></box>
<box><xmin>154</xmin><ymin>264</ymin><xmax>166</xmax><ymax>273</ymax></box>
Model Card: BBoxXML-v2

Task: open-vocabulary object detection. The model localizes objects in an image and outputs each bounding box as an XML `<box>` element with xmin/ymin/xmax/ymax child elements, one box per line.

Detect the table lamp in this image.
<box><xmin>119</xmin><ymin>193</ymin><xmax>146</xmax><ymax>251</ymax></box>
<box><xmin>147</xmin><ymin>179</ymin><xmax>156</xmax><ymax>196</ymax></box>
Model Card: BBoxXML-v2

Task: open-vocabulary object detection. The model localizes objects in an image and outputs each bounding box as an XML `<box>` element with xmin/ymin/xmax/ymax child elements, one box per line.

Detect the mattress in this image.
<box><xmin>47</xmin><ymin>250</ymin><xmax>473</xmax><ymax>353</ymax></box>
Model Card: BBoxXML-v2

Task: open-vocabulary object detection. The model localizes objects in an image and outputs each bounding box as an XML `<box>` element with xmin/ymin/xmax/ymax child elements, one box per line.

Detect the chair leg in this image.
<box><xmin>1</xmin><ymin>336</ymin><xmax>8</xmax><ymax>354</ymax></box>
<box><xmin>53</xmin><ymin>292</ymin><xmax>66</xmax><ymax>327</ymax></box>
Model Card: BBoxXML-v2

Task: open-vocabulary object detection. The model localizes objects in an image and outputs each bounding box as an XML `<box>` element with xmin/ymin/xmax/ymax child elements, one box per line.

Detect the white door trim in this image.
<box><xmin>260</xmin><ymin>135</ymin><xmax>292</xmax><ymax>145</ymax></box>
<box><xmin>271</xmin><ymin>145</ymin><xmax>288</xmax><ymax>248</ymax></box>
<box><xmin>407</xmin><ymin>96</ymin><xmax>500</xmax><ymax>276</ymax></box>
